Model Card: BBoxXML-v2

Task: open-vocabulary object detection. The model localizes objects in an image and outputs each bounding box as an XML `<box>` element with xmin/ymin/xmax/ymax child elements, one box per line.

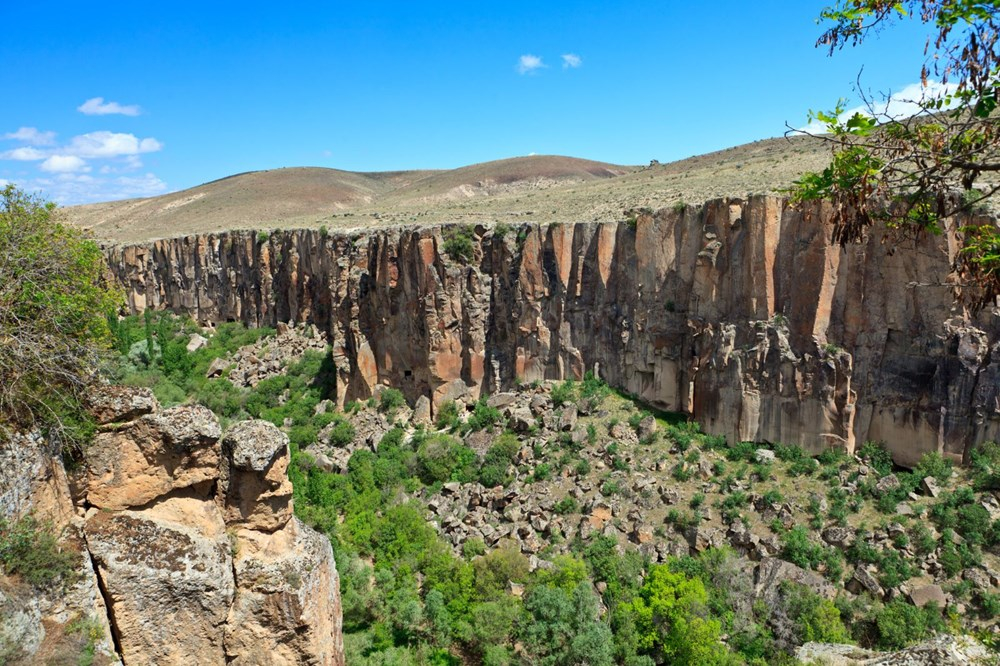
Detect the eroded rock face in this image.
<box><xmin>225</xmin><ymin>519</ymin><xmax>344</xmax><ymax>665</ymax></box>
<box><xmin>797</xmin><ymin>634</ymin><xmax>994</xmax><ymax>665</ymax></box>
<box><xmin>219</xmin><ymin>420</ymin><xmax>293</xmax><ymax>532</ymax></box>
<box><xmin>82</xmin><ymin>405</ymin><xmax>221</xmax><ymax>510</ymax></box>
<box><xmin>106</xmin><ymin>196</ymin><xmax>1000</xmax><ymax>464</ymax></box>
<box><xmin>85</xmin><ymin>497</ymin><xmax>235</xmax><ymax>665</ymax></box>
<box><xmin>72</xmin><ymin>393</ymin><xmax>344</xmax><ymax>666</ymax></box>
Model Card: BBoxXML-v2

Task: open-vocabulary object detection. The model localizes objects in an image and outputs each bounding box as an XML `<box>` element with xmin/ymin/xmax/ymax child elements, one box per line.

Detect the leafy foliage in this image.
<box><xmin>0</xmin><ymin>514</ymin><xmax>78</xmax><ymax>589</ymax></box>
<box><xmin>0</xmin><ymin>185</ymin><xmax>121</xmax><ymax>445</ymax></box>
<box><xmin>791</xmin><ymin>1</ymin><xmax>1000</xmax><ymax>310</ymax></box>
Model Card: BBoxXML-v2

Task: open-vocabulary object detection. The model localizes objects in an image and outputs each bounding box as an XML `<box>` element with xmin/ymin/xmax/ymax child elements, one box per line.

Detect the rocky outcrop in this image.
<box><xmin>1</xmin><ymin>386</ymin><xmax>344</xmax><ymax>666</ymax></box>
<box><xmin>75</xmin><ymin>388</ymin><xmax>344</xmax><ymax>666</ymax></box>
<box><xmin>105</xmin><ymin>196</ymin><xmax>1000</xmax><ymax>464</ymax></box>
<box><xmin>797</xmin><ymin>634</ymin><xmax>994</xmax><ymax>664</ymax></box>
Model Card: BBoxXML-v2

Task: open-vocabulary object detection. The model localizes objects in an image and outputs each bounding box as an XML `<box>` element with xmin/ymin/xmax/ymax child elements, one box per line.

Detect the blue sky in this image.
<box><xmin>0</xmin><ymin>1</ymin><xmax>933</xmax><ymax>205</ymax></box>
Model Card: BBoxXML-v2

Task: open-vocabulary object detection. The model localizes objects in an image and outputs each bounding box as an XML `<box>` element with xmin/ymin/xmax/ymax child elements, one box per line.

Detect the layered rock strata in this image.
<box><xmin>105</xmin><ymin>196</ymin><xmax>1000</xmax><ymax>464</ymax></box>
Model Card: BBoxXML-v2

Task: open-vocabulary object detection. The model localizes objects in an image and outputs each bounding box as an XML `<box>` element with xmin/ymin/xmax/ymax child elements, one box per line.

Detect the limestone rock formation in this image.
<box><xmin>797</xmin><ymin>634</ymin><xmax>994</xmax><ymax>664</ymax></box>
<box><xmin>219</xmin><ymin>419</ymin><xmax>293</xmax><ymax>531</ymax></box>
<box><xmin>105</xmin><ymin>196</ymin><xmax>1000</xmax><ymax>465</ymax></box>
<box><xmin>0</xmin><ymin>385</ymin><xmax>343</xmax><ymax>665</ymax></box>
<box><xmin>81</xmin><ymin>404</ymin><xmax>221</xmax><ymax>510</ymax></box>
<box><xmin>85</xmin><ymin>497</ymin><xmax>235</xmax><ymax>664</ymax></box>
<box><xmin>226</xmin><ymin>520</ymin><xmax>344</xmax><ymax>665</ymax></box>
<box><xmin>76</xmin><ymin>396</ymin><xmax>345</xmax><ymax>666</ymax></box>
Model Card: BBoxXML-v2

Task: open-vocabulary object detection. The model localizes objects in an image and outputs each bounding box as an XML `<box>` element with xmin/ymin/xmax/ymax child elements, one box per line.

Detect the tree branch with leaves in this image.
<box><xmin>790</xmin><ymin>1</ymin><xmax>1000</xmax><ymax>310</ymax></box>
<box><xmin>0</xmin><ymin>185</ymin><xmax>121</xmax><ymax>447</ymax></box>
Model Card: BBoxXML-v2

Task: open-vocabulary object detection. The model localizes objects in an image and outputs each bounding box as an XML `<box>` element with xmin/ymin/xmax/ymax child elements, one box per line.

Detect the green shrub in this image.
<box><xmin>779</xmin><ymin>581</ymin><xmax>851</xmax><ymax>645</ymax></box>
<box><xmin>378</xmin><ymin>388</ymin><xmax>406</xmax><ymax>413</ymax></box>
<box><xmin>857</xmin><ymin>441</ymin><xmax>893</xmax><ymax>477</ymax></box>
<box><xmin>436</xmin><ymin>400</ymin><xmax>461</xmax><ymax>430</ymax></box>
<box><xmin>555</xmin><ymin>497</ymin><xmax>579</xmax><ymax>515</ymax></box>
<box><xmin>468</xmin><ymin>398</ymin><xmax>503</xmax><ymax>431</ymax></box>
<box><xmin>874</xmin><ymin>599</ymin><xmax>942</xmax><ymax>650</ymax></box>
<box><xmin>913</xmin><ymin>451</ymin><xmax>953</xmax><ymax>484</ymax></box>
<box><xmin>443</xmin><ymin>225</ymin><xmax>476</xmax><ymax>262</ymax></box>
<box><xmin>417</xmin><ymin>434</ymin><xmax>477</xmax><ymax>483</ymax></box>
<box><xmin>0</xmin><ymin>186</ymin><xmax>120</xmax><ymax>445</ymax></box>
<box><xmin>579</xmin><ymin>371</ymin><xmax>610</xmax><ymax>402</ymax></box>
<box><xmin>781</xmin><ymin>526</ymin><xmax>826</xmax><ymax>571</ymax></box>
<box><xmin>551</xmin><ymin>380</ymin><xmax>576</xmax><ymax>407</ymax></box>
<box><xmin>0</xmin><ymin>515</ymin><xmax>78</xmax><ymax>588</ymax></box>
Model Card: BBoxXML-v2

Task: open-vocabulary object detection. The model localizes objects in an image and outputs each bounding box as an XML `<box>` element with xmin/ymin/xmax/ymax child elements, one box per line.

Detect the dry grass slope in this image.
<box><xmin>64</xmin><ymin>136</ymin><xmax>832</xmax><ymax>243</ymax></box>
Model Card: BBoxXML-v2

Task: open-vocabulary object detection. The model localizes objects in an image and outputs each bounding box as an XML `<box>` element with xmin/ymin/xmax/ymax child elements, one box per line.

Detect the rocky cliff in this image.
<box><xmin>105</xmin><ymin>196</ymin><xmax>1000</xmax><ymax>466</ymax></box>
<box><xmin>1</xmin><ymin>387</ymin><xmax>344</xmax><ymax>665</ymax></box>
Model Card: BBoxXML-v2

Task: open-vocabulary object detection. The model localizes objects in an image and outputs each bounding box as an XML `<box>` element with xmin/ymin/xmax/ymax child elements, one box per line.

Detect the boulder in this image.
<box><xmin>754</xmin><ymin>448</ymin><xmax>776</xmax><ymax>464</ymax></box>
<box><xmin>908</xmin><ymin>584</ymin><xmax>947</xmax><ymax>609</ymax></box>
<box><xmin>875</xmin><ymin>474</ymin><xmax>900</xmax><ymax>494</ymax></box>
<box><xmin>82</xmin><ymin>405</ymin><xmax>221</xmax><ymax>510</ymax></box>
<box><xmin>187</xmin><ymin>333</ymin><xmax>209</xmax><ymax>352</ymax></box>
<box><xmin>413</xmin><ymin>395</ymin><xmax>432</xmax><ymax>425</ymax></box>
<box><xmin>219</xmin><ymin>420</ymin><xmax>293</xmax><ymax>532</ymax></box>
<box><xmin>755</xmin><ymin>557</ymin><xmax>836</xmax><ymax>606</ymax></box>
<box><xmin>559</xmin><ymin>405</ymin><xmax>578</xmax><ymax>432</ymax></box>
<box><xmin>637</xmin><ymin>415</ymin><xmax>657</xmax><ymax>441</ymax></box>
<box><xmin>846</xmin><ymin>566</ymin><xmax>885</xmax><ymax>599</ymax></box>
<box><xmin>87</xmin><ymin>385</ymin><xmax>158</xmax><ymax>425</ymax></box>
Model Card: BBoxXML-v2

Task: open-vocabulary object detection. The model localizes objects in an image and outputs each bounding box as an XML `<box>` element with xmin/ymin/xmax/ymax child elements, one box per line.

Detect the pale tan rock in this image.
<box><xmin>218</xmin><ymin>420</ymin><xmax>293</xmax><ymax>532</ymax></box>
<box><xmin>87</xmin><ymin>385</ymin><xmax>158</xmax><ymax>425</ymax></box>
<box><xmin>82</xmin><ymin>405</ymin><xmax>221</xmax><ymax>510</ymax></box>
<box><xmin>225</xmin><ymin>518</ymin><xmax>344</xmax><ymax>666</ymax></box>
<box><xmin>85</xmin><ymin>496</ymin><xmax>235</xmax><ymax>665</ymax></box>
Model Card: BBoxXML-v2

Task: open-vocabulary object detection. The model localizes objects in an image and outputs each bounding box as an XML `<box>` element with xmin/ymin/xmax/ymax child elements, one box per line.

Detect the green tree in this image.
<box><xmin>793</xmin><ymin>1</ymin><xmax>1000</xmax><ymax>310</ymax></box>
<box><xmin>0</xmin><ymin>185</ymin><xmax>121</xmax><ymax>444</ymax></box>
<box><xmin>627</xmin><ymin>564</ymin><xmax>738</xmax><ymax>665</ymax></box>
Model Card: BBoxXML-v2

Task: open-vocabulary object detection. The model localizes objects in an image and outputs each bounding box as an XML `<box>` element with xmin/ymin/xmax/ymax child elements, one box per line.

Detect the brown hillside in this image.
<box><xmin>65</xmin><ymin>138</ymin><xmax>838</xmax><ymax>243</ymax></box>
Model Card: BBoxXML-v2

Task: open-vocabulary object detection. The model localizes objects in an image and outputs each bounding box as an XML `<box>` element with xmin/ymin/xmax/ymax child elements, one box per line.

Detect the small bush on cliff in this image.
<box><xmin>0</xmin><ymin>185</ymin><xmax>120</xmax><ymax>445</ymax></box>
<box><xmin>379</xmin><ymin>388</ymin><xmax>406</xmax><ymax>414</ymax></box>
<box><xmin>0</xmin><ymin>514</ymin><xmax>78</xmax><ymax>589</ymax></box>
<box><xmin>443</xmin><ymin>225</ymin><xmax>476</xmax><ymax>262</ymax></box>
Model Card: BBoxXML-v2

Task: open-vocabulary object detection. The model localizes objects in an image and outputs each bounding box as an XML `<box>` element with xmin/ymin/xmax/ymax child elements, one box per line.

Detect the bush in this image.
<box><xmin>857</xmin><ymin>441</ymin><xmax>893</xmax><ymax>477</ymax></box>
<box><xmin>436</xmin><ymin>400</ymin><xmax>460</xmax><ymax>430</ymax></box>
<box><xmin>0</xmin><ymin>185</ymin><xmax>120</xmax><ymax>444</ymax></box>
<box><xmin>378</xmin><ymin>388</ymin><xmax>406</xmax><ymax>413</ymax></box>
<box><xmin>779</xmin><ymin>581</ymin><xmax>851</xmax><ymax>645</ymax></box>
<box><xmin>0</xmin><ymin>515</ymin><xmax>78</xmax><ymax>588</ymax></box>
<box><xmin>874</xmin><ymin>599</ymin><xmax>943</xmax><ymax>650</ymax></box>
<box><xmin>551</xmin><ymin>380</ymin><xmax>576</xmax><ymax>407</ymax></box>
<box><xmin>443</xmin><ymin>225</ymin><xmax>476</xmax><ymax>262</ymax></box>
<box><xmin>468</xmin><ymin>398</ymin><xmax>503</xmax><ymax>431</ymax></box>
<box><xmin>417</xmin><ymin>434</ymin><xmax>477</xmax><ymax>483</ymax></box>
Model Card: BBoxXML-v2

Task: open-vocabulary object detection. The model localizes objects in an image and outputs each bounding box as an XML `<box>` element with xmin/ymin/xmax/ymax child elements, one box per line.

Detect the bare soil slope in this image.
<box><xmin>65</xmin><ymin>138</ymin><xmax>832</xmax><ymax>243</ymax></box>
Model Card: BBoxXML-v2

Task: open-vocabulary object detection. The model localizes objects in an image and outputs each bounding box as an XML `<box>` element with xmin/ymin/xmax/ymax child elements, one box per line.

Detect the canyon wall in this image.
<box><xmin>106</xmin><ymin>196</ymin><xmax>1000</xmax><ymax>466</ymax></box>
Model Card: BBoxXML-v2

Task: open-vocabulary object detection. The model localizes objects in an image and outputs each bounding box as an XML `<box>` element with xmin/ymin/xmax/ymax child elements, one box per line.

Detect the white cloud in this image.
<box><xmin>66</xmin><ymin>131</ymin><xmax>162</xmax><ymax>158</ymax></box>
<box><xmin>517</xmin><ymin>54</ymin><xmax>545</xmax><ymax>74</ymax></box>
<box><xmin>0</xmin><ymin>179</ymin><xmax>8</xmax><ymax>188</ymax></box>
<box><xmin>40</xmin><ymin>155</ymin><xmax>90</xmax><ymax>173</ymax></box>
<box><xmin>799</xmin><ymin>80</ymin><xmax>960</xmax><ymax>134</ymax></box>
<box><xmin>3</xmin><ymin>127</ymin><xmax>56</xmax><ymax>145</ymax></box>
<box><xmin>27</xmin><ymin>172</ymin><xmax>167</xmax><ymax>205</ymax></box>
<box><xmin>0</xmin><ymin>146</ymin><xmax>46</xmax><ymax>161</ymax></box>
<box><xmin>561</xmin><ymin>54</ymin><xmax>582</xmax><ymax>69</ymax></box>
<box><xmin>77</xmin><ymin>97</ymin><xmax>142</xmax><ymax>116</ymax></box>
